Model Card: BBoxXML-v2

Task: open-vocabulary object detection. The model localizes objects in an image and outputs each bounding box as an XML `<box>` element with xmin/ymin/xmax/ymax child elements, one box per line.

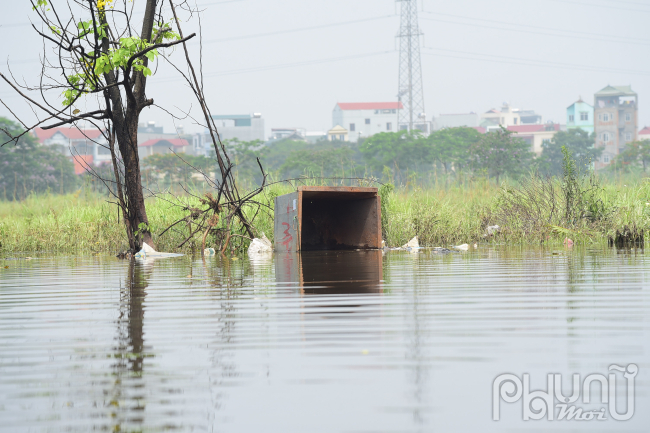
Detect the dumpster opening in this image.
<box><xmin>273</xmin><ymin>186</ymin><xmax>382</xmax><ymax>252</ymax></box>
<box><xmin>300</xmin><ymin>187</ymin><xmax>381</xmax><ymax>251</ymax></box>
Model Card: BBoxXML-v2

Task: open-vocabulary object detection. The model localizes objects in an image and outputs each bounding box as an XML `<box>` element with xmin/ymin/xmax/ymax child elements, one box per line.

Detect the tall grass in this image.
<box><xmin>1</xmin><ymin>174</ymin><xmax>648</xmax><ymax>255</ymax></box>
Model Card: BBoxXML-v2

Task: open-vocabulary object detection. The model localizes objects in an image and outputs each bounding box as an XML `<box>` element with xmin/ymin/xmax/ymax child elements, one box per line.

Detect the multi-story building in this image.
<box><xmin>210</xmin><ymin>113</ymin><xmax>265</xmax><ymax>142</ymax></box>
<box><xmin>507</xmin><ymin>123</ymin><xmax>562</xmax><ymax>156</ymax></box>
<box><xmin>332</xmin><ymin>102</ymin><xmax>403</xmax><ymax>141</ymax></box>
<box><xmin>594</xmin><ymin>85</ymin><xmax>638</xmax><ymax>168</ymax></box>
<box><xmin>480</xmin><ymin>104</ymin><xmax>543</xmax><ymax>130</ymax></box>
<box><xmin>566</xmin><ymin>98</ymin><xmax>594</xmax><ymax>134</ymax></box>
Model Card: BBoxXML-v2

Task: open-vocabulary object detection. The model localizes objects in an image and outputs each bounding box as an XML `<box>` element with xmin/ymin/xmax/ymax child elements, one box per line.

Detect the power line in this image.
<box><xmin>0</xmin><ymin>0</ymin><xmax>247</xmax><ymax>29</ymax></box>
<box><xmin>0</xmin><ymin>50</ymin><xmax>395</xmax><ymax>97</ymax></box>
<box><xmin>545</xmin><ymin>0</ymin><xmax>650</xmax><ymax>13</ymax></box>
<box><xmin>202</xmin><ymin>15</ymin><xmax>395</xmax><ymax>44</ymax></box>
<box><xmin>422</xmin><ymin>11</ymin><xmax>650</xmax><ymax>44</ymax></box>
<box><xmin>420</xmin><ymin>16</ymin><xmax>650</xmax><ymax>47</ymax></box>
<box><xmin>422</xmin><ymin>47</ymin><xmax>650</xmax><ymax>76</ymax></box>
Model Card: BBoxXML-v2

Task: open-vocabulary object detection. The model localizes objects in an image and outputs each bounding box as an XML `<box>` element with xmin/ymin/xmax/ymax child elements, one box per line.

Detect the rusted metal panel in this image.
<box><xmin>274</xmin><ymin>191</ymin><xmax>300</xmax><ymax>252</ymax></box>
<box><xmin>274</xmin><ymin>186</ymin><xmax>382</xmax><ymax>251</ymax></box>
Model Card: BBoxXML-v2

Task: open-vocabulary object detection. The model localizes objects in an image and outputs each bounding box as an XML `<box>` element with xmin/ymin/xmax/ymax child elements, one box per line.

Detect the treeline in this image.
<box><xmin>222</xmin><ymin>126</ymin><xmax>603</xmax><ymax>187</ymax></box>
<box><xmin>4</xmin><ymin>111</ymin><xmax>638</xmax><ymax>202</ymax></box>
<box><xmin>0</xmin><ymin>118</ymin><xmax>77</xmax><ymax>201</ymax></box>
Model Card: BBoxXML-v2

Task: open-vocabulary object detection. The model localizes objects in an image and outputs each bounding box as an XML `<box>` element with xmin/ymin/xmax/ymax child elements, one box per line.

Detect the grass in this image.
<box><xmin>1</xmin><ymin>174</ymin><xmax>649</xmax><ymax>255</ymax></box>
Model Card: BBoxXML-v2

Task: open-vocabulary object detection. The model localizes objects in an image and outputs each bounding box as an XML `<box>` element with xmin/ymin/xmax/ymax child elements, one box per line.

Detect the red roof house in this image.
<box><xmin>34</xmin><ymin>127</ymin><xmax>103</xmax><ymax>144</ymax></box>
<box><xmin>639</xmin><ymin>126</ymin><xmax>650</xmax><ymax>140</ymax></box>
<box><xmin>336</xmin><ymin>102</ymin><xmax>404</xmax><ymax>111</ymax></box>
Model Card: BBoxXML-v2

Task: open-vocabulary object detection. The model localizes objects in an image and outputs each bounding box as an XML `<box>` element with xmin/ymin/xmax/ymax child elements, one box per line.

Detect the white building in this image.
<box><xmin>34</xmin><ymin>127</ymin><xmax>111</xmax><ymax>173</ymax></box>
<box><xmin>480</xmin><ymin>104</ymin><xmax>543</xmax><ymax>130</ymax></box>
<box><xmin>210</xmin><ymin>113</ymin><xmax>265</xmax><ymax>142</ymax></box>
<box><xmin>332</xmin><ymin>102</ymin><xmax>403</xmax><ymax>141</ymax></box>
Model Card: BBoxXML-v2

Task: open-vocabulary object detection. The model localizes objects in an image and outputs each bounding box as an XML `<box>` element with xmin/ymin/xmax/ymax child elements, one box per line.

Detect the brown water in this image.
<box><xmin>1</xmin><ymin>247</ymin><xmax>649</xmax><ymax>432</ymax></box>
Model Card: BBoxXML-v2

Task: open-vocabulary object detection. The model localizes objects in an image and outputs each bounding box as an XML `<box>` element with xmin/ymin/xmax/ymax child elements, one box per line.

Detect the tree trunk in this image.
<box><xmin>114</xmin><ymin>117</ymin><xmax>154</xmax><ymax>251</ymax></box>
<box><xmin>100</xmin><ymin>0</ymin><xmax>158</xmax><ymax>252</ymax></box>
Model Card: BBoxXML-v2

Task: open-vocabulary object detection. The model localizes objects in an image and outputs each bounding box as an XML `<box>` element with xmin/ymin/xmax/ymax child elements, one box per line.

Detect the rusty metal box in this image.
<box><xmin>273</xmin><ymin>186</ymin><xmax>382</xmax><ymax>252</ymax></box>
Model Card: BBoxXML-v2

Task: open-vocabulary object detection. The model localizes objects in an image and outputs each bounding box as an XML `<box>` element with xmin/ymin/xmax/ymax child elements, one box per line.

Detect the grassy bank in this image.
<box><xmin>1</xmin><ymin>175</ymin><xmax>649</xmax><ymax>255</ymax></box>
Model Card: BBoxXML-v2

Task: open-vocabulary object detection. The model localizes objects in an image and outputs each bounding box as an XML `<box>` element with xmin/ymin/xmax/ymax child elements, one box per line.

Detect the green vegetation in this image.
<box><xmin>2</xmin><ymin>115</ymin><xmax>648</xmax><ymax>254</ymax></box>
<box><xmin>0</xmin><ymin>118</ymin><xmax>78</xmax><ymax>201</ymax></box>
<box><xmin>2</xmin><ymin>170</ymin><xmax>649</xmax><ymax>254</ymax></box>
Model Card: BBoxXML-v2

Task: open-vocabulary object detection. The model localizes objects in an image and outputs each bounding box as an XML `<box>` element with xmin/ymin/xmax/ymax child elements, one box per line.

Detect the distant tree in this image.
<box><xmin>279</xmin><ymin>147</ymin><xmax>356</xmax><ymax>179</ymax></box>
<box><xmin>222</xmin><ymin>139</ymin><xmax>267</xmax><ymax>184</ymax></box>
<box><xmin>537</xmin><ymin>129</ymin><xmax>601</xmax><ymax>175</ymax></box>
<box><xmin>609</xmin><ymin>140</ymin><xmax>650</xmax><ymax>173</ymax></box>
<box><xmin>0</xmin><ymin>117</ymin><xmax>77</xmax><ymax>200</ymax></box>
<box><xmin>142</xmin><ymin>153</ymin><xmax>214</xmax><ymax>185</ymax></box>
<box><xmin>473</xmin><ymin>127</ymin><xmax>533</xmax><ymax>183</ymax></box>
<box><xmin>360</xmin><ymin>131</ymin><xmax>431</xmax><ymax>182</ymax></box>
<box><xmin>427</xmin><ymin>127</ymin><xmax>483</xmax><ymax>175</ymax></box>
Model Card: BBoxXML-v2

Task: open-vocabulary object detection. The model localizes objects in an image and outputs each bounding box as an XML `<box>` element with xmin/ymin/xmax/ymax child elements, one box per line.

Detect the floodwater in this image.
<box><xmin>1</xmin><ymin>247</ymin><xmax>649</xmax><ymax>432</ymax></box>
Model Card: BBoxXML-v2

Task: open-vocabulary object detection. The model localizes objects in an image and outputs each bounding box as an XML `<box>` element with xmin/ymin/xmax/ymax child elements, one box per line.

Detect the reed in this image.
<box><xmin>1</xmin><ymin>175</ymin><xmax>648</xmax><ymax>255</ymax></box>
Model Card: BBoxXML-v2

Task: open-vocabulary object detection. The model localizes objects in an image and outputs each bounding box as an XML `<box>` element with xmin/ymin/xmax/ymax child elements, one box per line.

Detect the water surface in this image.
<box><xmin>1</xmin><ymin>247</ymin><xmax>649</xmax><ymax>432</ymax></box>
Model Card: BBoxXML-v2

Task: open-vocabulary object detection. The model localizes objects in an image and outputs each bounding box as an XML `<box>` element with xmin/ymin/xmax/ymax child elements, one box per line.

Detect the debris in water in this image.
<box><xmin>608</xmin><ymin>225</ymin><xmax>644</xmax><ymax>248</ymax></box>
<box><xmin>432</xmin><ymin>247</ymin><xmax>456</xmax><ymax>254</ymax></box>
<box><xmin>486</xmin><ymin>225</ymin><xmax>500</xmax><ymax>236</ymax></box>
<box><xmin>248</xmin><ymin>234</ymin><xmax>273</xmax><ymax>254</ymax></box>
<box><xmin>134</xmin><ymin>243</ymin><xmax>184</xmax><ymax>259</ymax></box>
<box><xmin>204</xmin><ymin>247</ymin><xmax>216</xmax><ymax>256</ymax></box>
<box><xmin>563</xmin><ymin>237</ymin><xmax>574</xmax><ymax>247</ymax></box>
<box><xmin>454</xmin><ymin>243</ymin><xmax>469</xmax><ymax>251</ymax></box>
<box><xmin>401</xmin><ymin>236</ymin><xmax>419</xmax><ymax>249</ymax></box>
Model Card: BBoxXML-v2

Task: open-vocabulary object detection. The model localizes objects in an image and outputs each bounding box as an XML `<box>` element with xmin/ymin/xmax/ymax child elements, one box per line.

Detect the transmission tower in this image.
<box><xmin>396</xmin><ymin>0</ymin><xmax>426</xmax><ymax>132</ymax></box>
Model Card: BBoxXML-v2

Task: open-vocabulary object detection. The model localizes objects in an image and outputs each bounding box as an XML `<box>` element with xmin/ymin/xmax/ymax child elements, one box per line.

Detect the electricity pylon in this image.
<box><xmin>396</xmin><ymin>0</ymin><xmax>426</xmax><ymax>132</ymax></box>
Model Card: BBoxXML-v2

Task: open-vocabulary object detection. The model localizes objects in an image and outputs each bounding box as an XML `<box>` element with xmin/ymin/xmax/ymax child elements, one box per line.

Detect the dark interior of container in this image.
<box><xmin>300</xmin><ymin>191</ymin><xmax>379</xmax><ymax>251</ymax></box>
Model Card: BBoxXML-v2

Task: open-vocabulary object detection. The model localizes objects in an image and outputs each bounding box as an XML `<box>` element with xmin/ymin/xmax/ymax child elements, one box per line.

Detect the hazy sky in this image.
<box><xmin>1</xmin><ymin>0</ymin><xmax>649</xmax><ymax>138</ymax></box>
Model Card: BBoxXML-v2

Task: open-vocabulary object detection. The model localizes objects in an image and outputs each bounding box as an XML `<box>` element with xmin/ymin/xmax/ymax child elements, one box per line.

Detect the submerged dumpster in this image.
<box><xmin>273</xmin><ymin>186</ymin><xmax>382</xmax><ymax>251</ymax></box>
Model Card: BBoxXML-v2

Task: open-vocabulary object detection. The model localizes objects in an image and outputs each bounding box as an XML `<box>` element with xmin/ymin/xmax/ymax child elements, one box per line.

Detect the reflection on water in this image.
<box><xmin>0</xmin><ymin>247</ymin><xmax>649</xmax><ymax>432</ymax></box>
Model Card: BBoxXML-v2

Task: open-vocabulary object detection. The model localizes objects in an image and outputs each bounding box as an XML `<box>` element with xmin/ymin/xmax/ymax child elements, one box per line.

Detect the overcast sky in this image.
<box><xmin>1</xmin><ymin>0</ymin><xmax>649</xmax><ymax>137</ymax></box>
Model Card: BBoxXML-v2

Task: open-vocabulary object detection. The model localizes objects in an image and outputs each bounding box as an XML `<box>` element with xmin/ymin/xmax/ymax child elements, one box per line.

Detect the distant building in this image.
<box><xmin>327</xmin><ymin>125</ymin><xmax>349</xmax><ymax>142</ymax></box>
<box><xmin>481</xmin><ymin>104</ymin><xmax>520</xmax><ymax>129</ymax></box>
<box><xmin>138</xmin><ymin>138</ymin><xmax>191</xmax><ymax>159</ymax></box>
<box><xmin>480</xmin><ymin>104</ymin><xmax>542</xmax><ymax>130</ymax></box>
<box><xmin>304</xmin><ymin>131</ymin><xmax>327</xmax><ymax>143</ymax></box>
<box><xmin>270</xmin><ymin>128</ymin><xmax>306</xmax><ymax>141</ymax></box>
<box><xmin>210</xmin><ymin>113</ymin><xmax>265</xmax><ymax>142</ymax></box>
<box><xmin>507</xmin><ymin>123</ymin><xmax>561</xmax><ymax>156</ymax></box>
<box><xmin>639</xmin><ymin>126</ymin><xmax>650</xmax><ymax>141</ymax></box>
<box><xmin>332</xmin><ymin>102</ymin><xmax>402</xmax><ymax>141</ymax></box>
<box><xmin>566</xmin><ymin>98</ymin><xmax>594</xmax><ymax>134</ymax></box>
<box><xmin>515</xmin><ymin>109</ymin><xmax>543</xmax><ymax>125</ymax></box>
<box><xmin>432</xmin><ymin>113</ymin><xmax>479</xmax><ymax>130</ymax></box>
<box><xmin>34</xmin><ymin>127</ymin><xmax>110</xmax><ymax>173</ymax></box>
<box><xmin>594</xmin><ymin>85</ymin><xmax>638</xmax><ymax>169</ymax></box>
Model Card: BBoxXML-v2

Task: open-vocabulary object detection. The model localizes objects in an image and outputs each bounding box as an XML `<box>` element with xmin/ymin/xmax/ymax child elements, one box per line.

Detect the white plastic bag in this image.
<box><xmin>135</xmin><ymin>242</ymin><xmax>183</xmax><ymax>259</ymax></box>
<box><xmin>401</xmin><ymin>236</ymin><xmax>419</xmax><ymax>249</ymax></box>
<box><xmin>247</xmin><ymin>234</ymin><xmax>273</xmax><ymax>254</ymax></box>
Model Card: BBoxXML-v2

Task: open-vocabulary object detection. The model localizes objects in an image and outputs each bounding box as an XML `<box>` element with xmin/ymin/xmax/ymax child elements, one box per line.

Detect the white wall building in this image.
<box><xmin>34</xmin><ymin>127</ymin><xmax>111</xmax><ymax>168</ymax></box>
<box><xmin>332</xmin><ymin>102</ymin><xmax>403</xmax><ymax>141</ymax></box>
<box><xmin>210</xmin><ymin>113</ymin><xmax>265</xmax><ymax>143</ymax></box>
